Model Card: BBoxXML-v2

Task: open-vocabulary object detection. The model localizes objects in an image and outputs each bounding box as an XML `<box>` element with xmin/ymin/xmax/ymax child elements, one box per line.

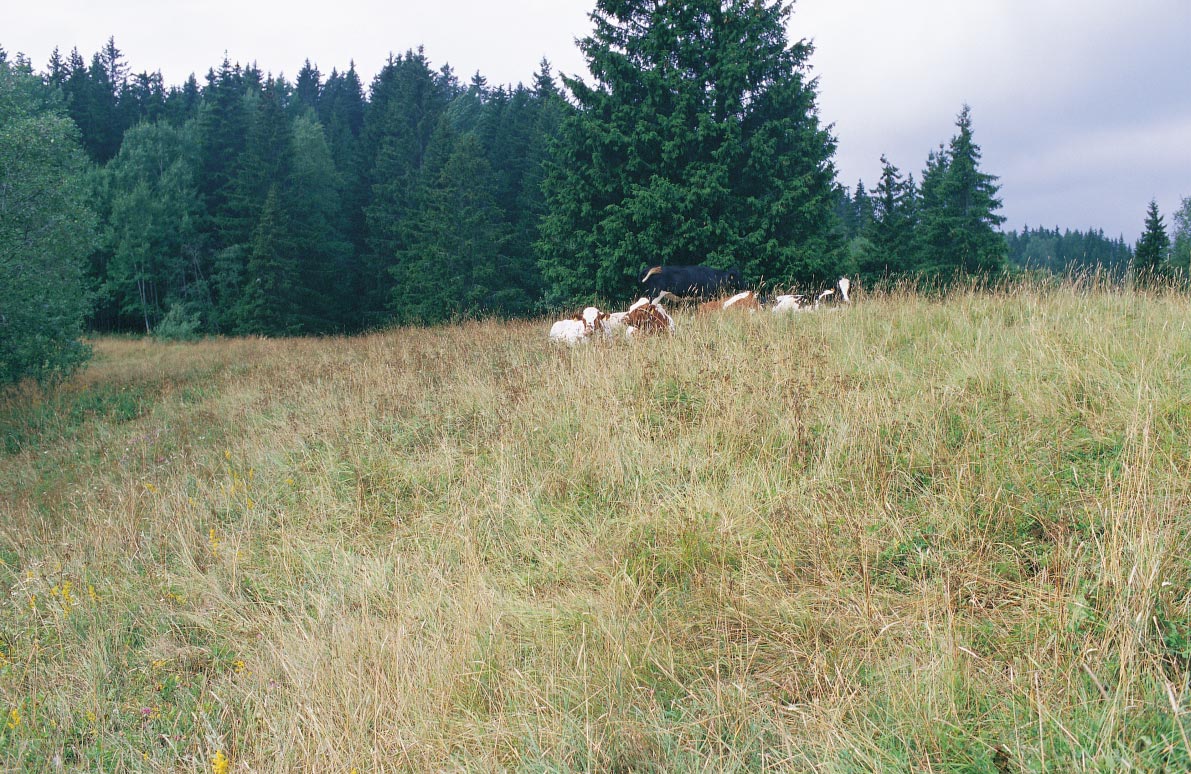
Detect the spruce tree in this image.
<box><xmin>320</xmin><ymin>63</ymin><xmax>367</xmax><ymax>302</ymax></box>
<box><xmin>288</xmin><ymin>115</ymin><xmax>352</xmax><ymax>332</ymax></box>
<box><xmin>850</xmin><ymin>179</ymin><xmax>873</xmax><ymax>238</ymax></box>
<box><xmin>914</xmin><ymin>106</ymin><xmax>1005</xmax><ymax>278</ymax></box>
<box><xmin>1133</xmin><ymin>199</ymin><xmax>1171</xmax><ymax>285</ymax></box>
<box><xmin>861</xmin><ymin>156</ymin><xmax>917</xmax><ymax>277</ymax></box>
<box><xmin>164</xmin><ymin>74</ymin><xmax>202</xmax><ymax>125</ymax></box>
<box><xmin>238</xmin><ymin>185</ymin><xmax>299</xmax><ymax>334</ymax></box>
<box><xmin>196</xmin><ymin>58</ymin><xmax>251</xmax><ymax>252</ymax></box>
<box><xmin>224</xmin><ymin>75</ymin><xmax>293</xmax><ymax>246</ymax></box>
<box><xmin>391</xmin><ymin>124</ymin><xmax>509</xmax><ymax>323</ymax></box>
<box><xmin>45</xmin><ymin>47</ymin><xmax>67</xmax><ymax>88</ymax></box>
<box><xmin>294</xmin><ymin>59</ymin><xmax>321</xmax><ymax>115</ymax></box>
<box><xmin>538</xmin><ymin>0</ymin><xmax>840</xmax><ymax>303</ymax></box>
<box><xmin>358</xmin><ymin>50</ymin><xmax>453</xmax><ymax>325</ymax></box>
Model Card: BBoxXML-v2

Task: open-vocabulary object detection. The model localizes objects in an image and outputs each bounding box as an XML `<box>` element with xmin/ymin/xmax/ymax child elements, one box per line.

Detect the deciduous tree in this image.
<box><xmin>0</xmin><ymin>60</ymin><xmax>97</xmax><ymax>384</ymax></box>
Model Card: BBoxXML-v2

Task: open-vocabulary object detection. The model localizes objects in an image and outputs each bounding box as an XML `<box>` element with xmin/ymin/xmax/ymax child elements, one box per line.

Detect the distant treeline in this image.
<box><xmin>39</xmin><ymin>39</ymin><xmax>565</xmax><ymax>335</ymax></box>
<box><xmin>2</xmin><ymin>0</ymin><xmax>1182</xmax><ymax>347</ymax></box>
<box><xmin>1003</xmin><ymin>226</ymin><xmax>1133</xmax><ymax>277</ymax></box>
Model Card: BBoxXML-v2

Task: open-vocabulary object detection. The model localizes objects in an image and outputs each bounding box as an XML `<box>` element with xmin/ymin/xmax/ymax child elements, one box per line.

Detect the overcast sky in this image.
<box><xmin>4</xmin><ymin>0</ymin><xmax>1188</xmax><ymax>241</ymax></box>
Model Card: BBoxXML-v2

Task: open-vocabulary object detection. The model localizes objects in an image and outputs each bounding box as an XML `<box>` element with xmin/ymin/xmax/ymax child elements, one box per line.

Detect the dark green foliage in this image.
<box><xmin>293</xmin><ymin>59</ymin><xmax>321</xmax><ymax>115</ymax></box>
<box><xmin>1005</xmin><ymin>225</ymin><xmax>1133</xmax><ymax>277</ymax></box>
<box><xmin>859</xmin><ymin>157</ymin><xmax>917</xmax><ymax>279</ymax></box>
<box><xmin>1133</xmin><ymin>199</ymin><xmax>1171</xmax><ymax>285</ymax></box>
<box><xmin>538</xmin><ymin>0</ymin><xmax>841</xmax><ymax>303</ymax></box>
<box><xmin>237</xmin><ymin>186</ymin><xmax>300</xmax><ymax>334</ymax></box>
<box><xmin>391</xmin><ymin>123</ymin><xmax>535</xmax><ymax>323</ymax></box>
<box><xmin>196</xmin><ymin>58</ymin><xmax>252</xmax><ymax>254</ymax></box>
<box><xmin>848</xmin><ymin>179</ymin><xmax>874</xmax><ymax>238</ymax></box>
<box><xmin>287</xmin><ymin>115</ymin><xmax>353</xmax><ymax>331</ymax></box>
<box><xmin>56</xmin><ymin>38</ymin><xmax>130</xmax><ymax>163</ymax></box>
<box><xmin>0</xmin><ymin>59</ymin><xmax>97</xmax><ymax>385</ymax></box>
<box><xmin>1173</xmin><ymin>197</ymin><xmax>1191</xmax><ymax>277</ymax></box>
<box><xmin>357</xmin><ymin>50</ymin><xmax>457</xmax><ymax>326</ymax></box>
<box><xmin>913</xmin><ymin>106</ymin><xmax>1006</xmax><ymax>278</ymax></box>
<box><xmin>94</xmin><ymin>121</ymin><xmax>206</xmax><ymax>333</ymax></box>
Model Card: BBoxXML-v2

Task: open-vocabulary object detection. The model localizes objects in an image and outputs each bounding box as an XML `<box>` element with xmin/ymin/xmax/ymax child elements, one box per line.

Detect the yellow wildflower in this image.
<box><xmin>212</xmin><ymin>750</ymin><xmax>230</xmax><ymax>774</ymax></box>
<box><xmin>144</xmin><ymin>482</ymin><xmax>158</xmax><ymax>494</ymax></box>
<box><xmin>88</xmin><ymin>584</ymin><xmax>100</xmax><ymax>603</ymax></box>
<box><xmin>6</xmin><ymin>708</ymin><xmax>19</xmax><ymax>730</ymax></box>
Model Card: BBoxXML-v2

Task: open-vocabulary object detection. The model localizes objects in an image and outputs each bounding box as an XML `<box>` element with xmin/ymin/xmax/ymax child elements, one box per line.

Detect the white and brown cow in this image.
<box><xmin>548</xmin><ymin>306</ymin><xmax>611</xmax><ymax>345</ymax></box>
<box><xmin>697</xmin><ymin>290</ymin><xmax>762</xmax><ymax>315</ymax></box>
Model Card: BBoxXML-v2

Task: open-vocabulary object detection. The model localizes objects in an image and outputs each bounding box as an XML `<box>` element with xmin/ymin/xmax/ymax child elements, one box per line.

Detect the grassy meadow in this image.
<box><xmin>2</xmin><ymin>284</ymin><xmax>1191</xmax><ymax>771</ymax></box>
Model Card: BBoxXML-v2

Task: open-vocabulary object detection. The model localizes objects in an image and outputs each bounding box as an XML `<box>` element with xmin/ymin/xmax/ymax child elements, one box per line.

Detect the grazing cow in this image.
<box><xmin>549</xmin><ymin>306</ymin><xmax>610</xmax><ymax>345</ymax></box>
<box><xmin>640</xmin><ymin>264</ymin><xmax>743</xmax><ymax>299</ymax></box>
<box><xmin>698</xmin><ymin>290</ymin><xmax>762</xmax><ymax>315</ymax></box>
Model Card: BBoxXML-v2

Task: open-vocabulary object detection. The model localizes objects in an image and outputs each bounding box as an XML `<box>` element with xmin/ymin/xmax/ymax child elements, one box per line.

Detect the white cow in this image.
<box><xmin>549</xmin><ymin>306</ymin><xmax>610</xmax><ymax>345</ymax></box>
<box><xmin>769</xmin><ymin>294</ymin><xmax>807</xmax><ymax>313</ymax></box>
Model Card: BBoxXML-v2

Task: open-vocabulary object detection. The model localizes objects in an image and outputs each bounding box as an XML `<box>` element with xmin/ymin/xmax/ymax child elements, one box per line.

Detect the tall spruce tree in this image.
<box><xmin>391</xmin><ymin>123</ymin><xmax>509</xmax><ymax>322</ymax></box>
<box><xmin>288</xmin><ymin>114</ymin><xmax>352</xmax><ymax>331</ymax></box>
<box><xmin>1133</xmin><ymin>199</ymin><xmax>1171</xmax><ymax>285</ymax></box>
<box><xmin>914</xmin><ymin>105</ymin><xmax>1005</xmax><ymax>277</ymax></box>
<box><xmin>196</xmin><ymin>58</ymin><xmax>252</xmax><ymax>253</ymax></box>
<box><xmin>860</xmin><ymin>156</ymin><xmax>917</xmax><ymax>278</ymax></box>
<box><xmin>294</xmin><ymin>59</ymin><xmax>321</xmax><ymax>115</ymax></box>
<box><xmin>849</xmin><ymin>179</ymin><xmax>873</xmax><ymax>238</ymax></box>
<box><xmin>358</xmin><ymin>50</ymin><xmax>454</xmax><ymax>325</ymax></box>
<box><xmin>538</xmin><ymin>0</ymin><xmax>840</xmax><ymax>303</ymax></box>
<box><xmin>238</xmin><ymin>185</ymin><xmax>299</xmax><ymax>334</ymax></box>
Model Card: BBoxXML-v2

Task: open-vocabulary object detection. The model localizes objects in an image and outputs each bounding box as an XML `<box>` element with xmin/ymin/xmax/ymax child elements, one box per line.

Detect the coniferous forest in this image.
<box><xmin>5</xmin><ymin>0</ymin><xmax>1187</xmax><ymax>386</ymax></box>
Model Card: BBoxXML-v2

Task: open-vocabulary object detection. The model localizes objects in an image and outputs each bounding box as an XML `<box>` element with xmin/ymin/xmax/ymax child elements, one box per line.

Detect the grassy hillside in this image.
<box><xmin>2</xmin><ymin>285</ymin><xmax>1190</xmax><ymax>771</ymax></box>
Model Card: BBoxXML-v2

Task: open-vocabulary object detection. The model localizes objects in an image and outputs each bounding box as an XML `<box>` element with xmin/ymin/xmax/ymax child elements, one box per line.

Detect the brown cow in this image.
<box><xmin>622</xmin><ymin>302</ymin><xmax>675</xmax><ymax>337</ymax></box>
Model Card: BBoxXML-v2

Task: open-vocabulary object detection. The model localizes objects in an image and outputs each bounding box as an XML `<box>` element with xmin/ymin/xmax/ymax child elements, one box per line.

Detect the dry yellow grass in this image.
<box><xmin>2</xmin><ymin>284</ymin><xmax>1190</xmax><ymax>771</ymax></box>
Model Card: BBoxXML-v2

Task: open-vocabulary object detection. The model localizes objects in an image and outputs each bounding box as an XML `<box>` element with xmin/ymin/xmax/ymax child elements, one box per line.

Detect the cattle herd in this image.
<box><xmin>549</xmin><ymin>265</ymin><xmax>852</xmax><ymax>345</ymax></box>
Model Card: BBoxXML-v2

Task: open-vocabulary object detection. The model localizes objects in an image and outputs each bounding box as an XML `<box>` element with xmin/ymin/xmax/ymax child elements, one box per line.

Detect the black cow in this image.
<box><xmin>640</xmin><ymin>264</ymin><xmax>743</xmax><ymax>299</ymax></box>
